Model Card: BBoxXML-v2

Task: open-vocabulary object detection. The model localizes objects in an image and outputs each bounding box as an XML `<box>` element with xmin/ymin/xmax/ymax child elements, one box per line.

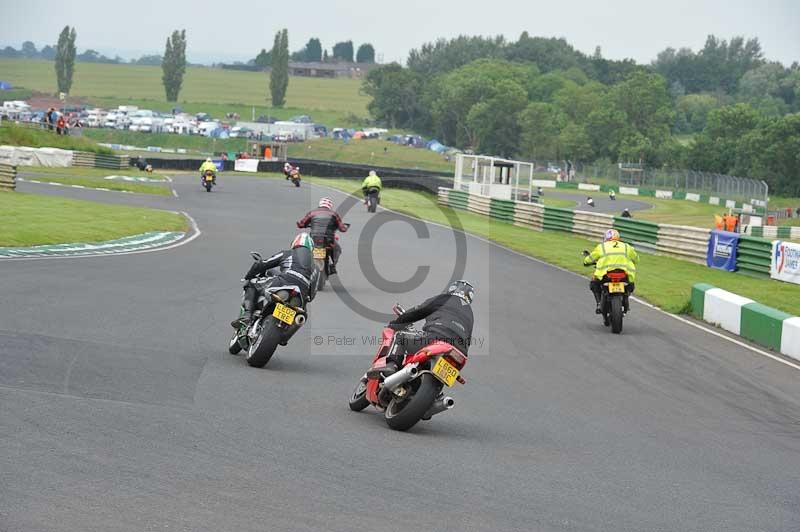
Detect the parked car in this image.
<box><xmin>229</xmin><ymin>126</ymin><xmax>253</xmax><ymax>138</ymax></box>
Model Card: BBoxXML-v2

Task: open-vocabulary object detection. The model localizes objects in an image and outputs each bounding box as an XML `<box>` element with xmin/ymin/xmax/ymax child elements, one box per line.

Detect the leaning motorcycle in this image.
<box><xmin>289</xmin><ymin>169</ymin><xmax>301</xmax><ymax>188</ymax></box>
<box><xmin>228</xmin><ymin>252</ymin><xmax>308</xmax><ymax>367</ymax></box>
<box><xmin>311</xmin><ymin>223</ymin><xmax>349</xmax><ymax>291</ymax></box>
<box><xmin>364</xmin><ymin>187</ymin><xmax>380</xmax><ymax>213</ymax></box>
<box><xmin>348</xmin><ymin>304</ymin><xmax>467</xmax><ymax>431</ymax></box>
<box><xmin>202</xmin><ymin>169</ymin><xmax>216</xmax><ymax>192</ymax></box>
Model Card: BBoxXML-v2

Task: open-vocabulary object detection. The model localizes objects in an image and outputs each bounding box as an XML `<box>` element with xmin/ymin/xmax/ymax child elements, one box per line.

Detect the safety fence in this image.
<box><xmin>73</xmin><ymin>151</ymin><xmax>129</xmax><ymax>170</ymax></box>
<box><xmin>0</xmin><ymin>163</ymin><xmax>16</xmax><ymax>190</ymax></box>
<box><xmin>736</xmin><ymin>236</ymin><xmax>773</xmax><ymax>278</ymax></box>
<box><xmin>438</xmin><ymin>187</ymin><xmax>778</xmax><ymax>278</ymax></box>
<box><xmin>744</xmin><ymin>225</ymin><xmax>800</xmax><ymax>241</ymax></box>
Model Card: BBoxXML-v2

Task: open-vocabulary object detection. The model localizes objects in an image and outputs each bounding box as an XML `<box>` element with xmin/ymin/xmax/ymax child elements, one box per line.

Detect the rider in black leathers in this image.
<box><xmin>383</xmin><ymin>280</ymin><xmax>476</xmax><ymax>374</ymax></box>
<box><xmin>231</xmin><ymin>233</ymin><xmax>317</xmax><ymax>328</ymax></box>
<box><xmin>296</xmin><ymin>197</ymin><xmax>349</xmax><ymax>274</ymax></box>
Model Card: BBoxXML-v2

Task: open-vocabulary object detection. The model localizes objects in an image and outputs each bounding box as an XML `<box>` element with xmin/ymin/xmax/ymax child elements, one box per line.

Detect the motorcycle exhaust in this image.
<box><xmin>294</xmin><ymin>314</ymin><xmax>306</xmax><ymax>326</ymax></box>
<box><xmin>424</xmin><ymin>396</ymin><xmax>455</xmax><ymax>418</ymax></box>
<box><xmin>382</xmin><ymin>363</ymin><xmax>419</xmax><ymax>392</ymax></box>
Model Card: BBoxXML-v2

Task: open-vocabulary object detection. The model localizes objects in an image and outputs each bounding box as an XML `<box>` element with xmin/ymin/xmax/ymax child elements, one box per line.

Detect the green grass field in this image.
<box><xmin>0</xmin><ymin>191</ymin><xmax>186</xmax><ymax>246</ymax></box>
<box><xmin>20</xmin><ymin>166</ymin><xmax>167</xmax><ymax>179</ymax></box>
<box><xmin>308</xmin><ymin>177</ymin><xmax>800</xmax><ymax>316</ymax></box>
<box><xmin>25</xmin><ymin>175</ymin><xmax>171</xmax><ymax>195</ymax></box>
<box><xmin>0</xmin><ymin>58</ymin><xmax>369</xmax><ymax>125</ymax></box>
<box><xmin>82</xmin><ymin>128</ymin><xmax>249</xmax><ymax>153</ymax></box>
<box><xmin>288</xmin><ymin>138</ymin><xmax>455</xmax><ymax>172</ymax></box>
<box><xmin>0</xmin><ymin>123</ymin><xmax>113</xmax><ymax>154</ymax></box>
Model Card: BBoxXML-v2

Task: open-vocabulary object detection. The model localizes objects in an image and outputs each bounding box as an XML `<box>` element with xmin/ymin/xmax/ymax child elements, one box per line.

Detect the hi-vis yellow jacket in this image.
<box><xmin>199</xmin><ymin>161</ymin><xmax>217</xmax><ymax>173</ymax></box>
<box><xmin>583</xmin><ymin>240</ymin><xmax>639</xmax><ymax>282</ymax></box>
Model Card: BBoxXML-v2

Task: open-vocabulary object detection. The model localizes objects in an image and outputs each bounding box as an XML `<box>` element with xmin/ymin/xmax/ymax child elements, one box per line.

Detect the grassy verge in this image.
<box><xmin>26</xmin><ymin>175</ymin><xmax>171</xmax><ymax>195</ymax></box>
<box><xmin>309</xmin><ymin>177</ymin><xmax>800</xmax><ymax>316</ymax></box>
<box><xmin>83</xmin><ymin>128</ymin><xmax>250</xmax><ymax>153</ymax></box>
<box><xmin>0</xmin><ymin>191</ymin><xmax>186</xmax><ymax>246</ymax></box>
<box><xmin>21</xmin><ymin>166</ymin><xmax>167</xmax><ymax>179</ymax></box>
<box><xmin>0</xmin><ymin>123</ymin><xmax>113</xmax><ymax>154</ymax></box>
<box><xmin>288</xmin><ymin>138</ymin><xmax>455</xmax><ymax>173</ymax></box>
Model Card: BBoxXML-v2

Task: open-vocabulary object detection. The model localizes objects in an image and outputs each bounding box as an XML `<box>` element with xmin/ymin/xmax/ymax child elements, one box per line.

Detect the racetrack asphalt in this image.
<box><xmin>544</xmin><ymin>190</ymin><xmax>652</xmax><ymax>214</ymax></box>
<box><xmin>2</xmin><ymin>174</ymin><xmax>799</xmax><ymax>532</ymax></box>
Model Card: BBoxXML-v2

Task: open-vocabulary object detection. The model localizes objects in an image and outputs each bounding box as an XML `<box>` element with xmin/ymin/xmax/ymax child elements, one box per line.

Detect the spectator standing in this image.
<box><xmin>56</xmin><ymin>114</ymin><xmax>67</xmax><ymax>135</ymax></box>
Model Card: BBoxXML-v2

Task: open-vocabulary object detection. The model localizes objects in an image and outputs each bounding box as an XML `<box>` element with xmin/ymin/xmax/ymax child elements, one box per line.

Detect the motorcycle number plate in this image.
<box><xmin>313</xmin><ymin>248</ymin><xmax>326</xmax><ymax>259</ymax></box>
<box><xmin>607</xmin><ymin>282</ymin><xmax>625</xmax><ymax>294</ymax></box>
<box><xmin>205</xmin><ymin>176</ymin><xmax>213</xmax><ymax>181</ymax></box>
<box><xmin>272</xmin><ymin>303</ymin><xmax>296</xmax><ymax>325</ymax></box>
<box><xmin>431</xmin><ymin>357</ymin><xmax>459</xmax><ymax>387</ymax></box>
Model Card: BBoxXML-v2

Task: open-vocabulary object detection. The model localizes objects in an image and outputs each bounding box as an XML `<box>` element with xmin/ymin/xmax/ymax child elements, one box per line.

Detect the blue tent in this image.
<box><xmin>0</xmin><ymin>81</ymin><xmax>12</xmax><ymax>91</ymax></box>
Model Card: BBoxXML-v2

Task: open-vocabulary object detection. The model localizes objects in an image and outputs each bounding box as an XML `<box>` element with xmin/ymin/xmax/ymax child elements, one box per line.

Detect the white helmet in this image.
<box><xmin>205</xmin><ymin>157</ymin><xmax>212</xmax><ymax>163</ymax></box>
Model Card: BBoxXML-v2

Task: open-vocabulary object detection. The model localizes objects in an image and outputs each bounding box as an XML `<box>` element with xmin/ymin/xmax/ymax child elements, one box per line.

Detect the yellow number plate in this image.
<box><xmin>431</xmin><ymin>357</ymin><xmax>459</xmax><ymax>387</ymax></box>
<box><xmin>607</xmin><ymin>282</ymin><xmax>625</xmax><ymax>294</ymax></box>
<box><xmin>272</xmin><ymin>303</ymin><xmax>296</xmax><ymax>325</ymax></box>
<box><xmin>313</xmin><ymin>248</ymin><xmax>326</xmax><ymax>259</ymax></box>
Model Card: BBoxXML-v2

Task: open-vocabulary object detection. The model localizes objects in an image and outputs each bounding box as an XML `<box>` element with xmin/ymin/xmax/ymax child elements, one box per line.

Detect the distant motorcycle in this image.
<box><xmin>348</xmin><ymin>304</ymin><xmax>467</xmax><ymax>431</ymax></box>
<box><xmin>228</xmin><ymin>252</ymin><xmax>308</xmax><ymax>367</ymax></box>
<box><xmin>289</xmin><ymin>168</ymin><xmax>301</xmax><ymax>187</ymax></box>
<box><xmin>202</xmin><ymin>170</ymin><xmax>216</xmax><ymax>192</ymax></box>
<box><xmin>364</xmin><ymin>187</ymin><xmax>380</xmax><ymax>213</ymax></box>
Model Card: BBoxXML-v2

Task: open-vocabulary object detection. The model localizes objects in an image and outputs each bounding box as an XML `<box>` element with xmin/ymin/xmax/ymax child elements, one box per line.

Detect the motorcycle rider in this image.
<box><xmin>231</xmin><ymin>232</ymin><xmax>318</xmax><ymax>328</ymax></box>
<box><xmin>381</xmin><ymin>280</ymin><xmax>476</xmax><ymax>375</ymax></box>
<box><xmin>199</xmin><ymin>157</ymin><xmax>217</xmax><ymax>176</ymax></box>
<box><xmin>361</xmin><ymin>170</ymin><xmax>382</xmax><ymax>205</ymax></box>
<box><xmin>608</xmin><ymin>189</ymin><xmax>616</xmax><ymax>200</ymax></box>
<box><xmin>283</xmin><ymin>161</ymin><xmax>293</xmax><ymax>178</ymax></box>
<box><xmin>583</xmin><ymin>229</ymin><xmax>639</xmax><ymax>313</ymax></box>
<box><xmin>296</xmin><ymin>197</ymin><xmax>349</xmax><ymax>274</ymax></box>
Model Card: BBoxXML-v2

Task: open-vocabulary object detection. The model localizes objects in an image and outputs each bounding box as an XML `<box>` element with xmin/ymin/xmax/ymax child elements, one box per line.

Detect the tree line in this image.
<box><xmin>252</xmin><ymin>37</ymin><xmax>375</xmax><ymax>69</ymax></box>
<box><xmin>364</xmin><ymin>33</ymin><xmax>800</xmax><ymax>196</ymax></box>
<box><xmin>1</xmin><ymin>40</ymin><xmax>168</xmax><ymax>66</ymax></box>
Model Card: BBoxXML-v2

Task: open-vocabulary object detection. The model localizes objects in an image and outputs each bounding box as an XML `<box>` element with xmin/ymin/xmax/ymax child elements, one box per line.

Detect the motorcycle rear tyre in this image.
<box><xmin>384</xmin><ymin>374</ymin><xmax>439</xmax><ymax>431</ymax></box>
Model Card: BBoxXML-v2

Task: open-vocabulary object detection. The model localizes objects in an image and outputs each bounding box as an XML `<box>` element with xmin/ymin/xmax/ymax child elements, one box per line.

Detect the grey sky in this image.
<box><xmin>2</xmin><ymin>0</ymin><xmax>798</xmax><ymax>65</ymax></box>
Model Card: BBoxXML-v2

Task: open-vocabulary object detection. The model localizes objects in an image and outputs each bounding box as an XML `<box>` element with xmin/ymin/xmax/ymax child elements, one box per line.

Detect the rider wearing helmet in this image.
<box><xmin>583</xmin><ymin>229</ymin><xmax>639</xmax><ymax>313</ymax></box>
<box><xmin>383</xmin><ymin>280</ymin><xmax>476</xmax><ymax>375</ymax></box>
<box><xmin>231</xmin><ymin>232</ymin><xmax>318</xmax><ymax>328</ymax></box>
<box><xmin>361</xmin><ymin>170</ymin><xmax>382</xmax><ymax>200</ymax></box>
<box><xmin>296</xmin><ymin>197</ymin><xmax>349</xmax><ymax>274</ymax></box>
<box><xmin>199</xmin><ymin>157</ymin><xmax>217</xmax><ymax>175</ymax></box>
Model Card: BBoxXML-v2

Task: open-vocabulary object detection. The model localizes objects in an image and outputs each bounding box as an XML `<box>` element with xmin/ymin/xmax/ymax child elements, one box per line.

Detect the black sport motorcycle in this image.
<box><xmin>228</xmin><ymin>252</ymin><xmax>308</xmax><ymax>367</ymax></box>
<box><xmin>364</xmin><ymin>187</ymin><xmax>380</xmax><ymax>213</ymax></box>
<box><xmin>583</xmin><ymin>251</ymin><xmax>631</xmax><ymax>334</ymax></box>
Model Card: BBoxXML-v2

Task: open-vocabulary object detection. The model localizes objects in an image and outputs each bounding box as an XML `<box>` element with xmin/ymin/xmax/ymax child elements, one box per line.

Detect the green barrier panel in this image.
<box><xmin>447</xmin><ymin>190</ymin><xmax>470</xmax><ymax>211</ymax></box>
<box><xmin>690</xmin><ymin>283</ymin><xmax>715</xmax><ymax>319</ymax></box>
<box><xmin>736</xmin><ymin>235</ymin><xmax>772</xmax><ymax>277</ymax></box>
<box><xmin>699</xmin><ymin>194</ymin><xmax>709</xmax><ymax>202</ymax></box>
<box><xmin>613</xmin><ymin>217</ymin><xmax>659</xmax><ymax>245</ymax></box>
<box><xmin>637</xmin><ymin>188</ymin><xmax>656</xmax><ymax>197</ymax></box>
<box><xmin>673</xmin><ymin>191</ymin><xmax>686</xmax><ymax>200</ymax></box>
<box><xmin>543</xmin><ymin>206</ymin><xmax>574</xmax><ymax>233</ymax></box>
<box><xmin>750</xmin><ymin>227</ymin><xmax>764</xmax><ymax>237</ymax></box>
<box><xmin>740</xmin><ymin>303</ymin><xmax>790</xmax><ymax>351</ymax></box>
<box><xmin>489</xmin><ymin>198</ymin><xmax>516</xmax><ymax>223</ymax></box>
<box><xmin>777</xmin><ymin>226</ymin><xmax>792</xmax><ymax>239</ymax></box>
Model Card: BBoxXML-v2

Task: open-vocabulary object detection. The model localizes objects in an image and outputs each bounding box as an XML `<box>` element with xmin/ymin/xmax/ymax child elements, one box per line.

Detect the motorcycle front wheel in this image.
<box><xmin>384</xmin><ymin>374</ymin><xmax>439</xmax><ymax>431</ymax></box>
<box><xmin>348</xmin><ymin>378</ymin><xmax>370</xmax><ymax>411</ymax></box>
<box><xmin>228</xmin><ymin>331</ymin><xmax>243</xmax><ymax>355</ymax></box>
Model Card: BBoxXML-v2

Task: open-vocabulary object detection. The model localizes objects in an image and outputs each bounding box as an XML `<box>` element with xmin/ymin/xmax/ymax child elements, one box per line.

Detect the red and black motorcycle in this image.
<box><xmin>348</xmin><ymin>305</ymin><xmax>467</xmax><ymax>431</ymax></box>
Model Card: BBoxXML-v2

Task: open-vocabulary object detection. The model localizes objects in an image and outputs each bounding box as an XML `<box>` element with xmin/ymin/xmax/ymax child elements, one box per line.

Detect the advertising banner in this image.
<box><xmin>771</xmin><ymin>240</ymin><xmax>800</xmax><ymax>284</ymax></box>
<box><xmin>706</xmin><ymin>230</ymin><xmax>739</xmax><ymax>271</ymax></box>
<box><xmin>234</xmin><ymin>159</ymin><xmax>259</xmax><ymax>173</ymax></box>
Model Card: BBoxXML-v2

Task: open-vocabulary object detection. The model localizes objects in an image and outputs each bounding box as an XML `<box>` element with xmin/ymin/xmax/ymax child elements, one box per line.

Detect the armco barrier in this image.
<box><xmin>748</xmin><ymin>225</ymin><xmax>800</xmax><ymax>242</ymax></box>
<box><xmin>543</xmin><ymin>206</ymin><xmax>574</xmax><ymax>233</ymax></box>
<box><xmin>657</xmin><ymin>224</ymin><xmax>710</xmax><ymax>264</ymax></box>
<box><xmin>469</xmin><ymin>194</ymin><xmax>491</xmax><ymax>217</ymax></box>
<box><xmin>490</xmin><ymin>198</ymin><xmax>516</xmax><ymax>223</ymax></box>
<box><xmin>572</xmin><ymin>211</ymin><xmax>613</xmax><ymax>240</ymax></box>
<box><xmin>736</xmin><ymin>235</ymin><xmax>773</xmax><ymax>277</ymax></box>
<box><xmin>691</xmin><ymin>284</ymin><xmax>799</xmax><ymax>361</ymax></box>
<box><xmin>73</xmin><ymin>151</ymin><xmax>129</xmax><ymax>170</ymax></box>
<box><xmin>513</xmin><ymin>202</ymin><xmax>544</xmax><ymax>229</ymax></box>
<box><xmin>0</xmin><ymin>163</ymin><xmax>16</xmax><ymax>190</ymax></box>
<box><xmin>613</xmin><ymin>217</ymin><xmax>659</xmax><ymax>248</ymax></box>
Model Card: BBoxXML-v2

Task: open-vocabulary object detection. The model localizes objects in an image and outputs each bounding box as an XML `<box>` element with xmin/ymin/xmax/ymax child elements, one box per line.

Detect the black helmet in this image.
<box><xmin>447</xmin><ymin>280</ymin><xmax>475</xmax><ymax>304</ymax></box>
